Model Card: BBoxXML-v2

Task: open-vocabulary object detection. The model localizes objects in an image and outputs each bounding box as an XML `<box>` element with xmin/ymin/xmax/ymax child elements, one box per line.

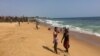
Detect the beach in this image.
<box><xmin>0</xmin><ymin>22</ymin><xmax>100</xmax><ymax>56</ymax></box>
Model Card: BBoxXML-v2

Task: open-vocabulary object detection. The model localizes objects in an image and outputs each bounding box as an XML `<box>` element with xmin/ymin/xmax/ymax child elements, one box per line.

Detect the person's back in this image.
<box><xmin>64</xmin><ymin>33</ymin><xmax>69</xmax><ymax>41</ymax></box>
<box><xmin>61</xmin><ymin>28</ymin><xmax>70</xmax><ymax>53</ymax></box>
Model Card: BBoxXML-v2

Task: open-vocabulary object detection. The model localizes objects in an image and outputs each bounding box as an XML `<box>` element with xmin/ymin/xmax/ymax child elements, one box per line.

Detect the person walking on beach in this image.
<box><xmin>61</xmin><ymin>28</ymin><xmax>70</xmax><ymax>53</ymax></box>
<box><xmin>18</xmin><ymin>18</ymin><xmax>20</xmax><ymax>26</ymax></box>
<box><xmin>35</xmin><ymin>20</ymin><xmax>39</xmax><ymax>29</ymax></box>
<box><xmin>53</xmin><ymin>27</ymin><xmax>59</xmax><ymax>54</ymax></box>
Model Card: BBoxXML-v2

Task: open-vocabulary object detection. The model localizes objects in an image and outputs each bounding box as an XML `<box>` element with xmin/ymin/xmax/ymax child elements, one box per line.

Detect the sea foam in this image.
<box><xmin>38</xmin><ymin>19</ymin><xmax>100</xmax><ymax>37</ymax></box>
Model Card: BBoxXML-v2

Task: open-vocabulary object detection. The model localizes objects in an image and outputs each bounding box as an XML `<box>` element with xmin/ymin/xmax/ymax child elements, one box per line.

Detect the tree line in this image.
<box><xmin>0</xmin><ymin>16</ymin><xmax>28</xmax><ymax>22</ymax></box>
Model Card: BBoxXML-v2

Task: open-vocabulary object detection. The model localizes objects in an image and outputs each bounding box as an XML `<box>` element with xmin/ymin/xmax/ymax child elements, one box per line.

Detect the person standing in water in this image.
<box><xmin>61</xmin><ymin>28</ymin><xmax>70</xmax><ymax>53</ymax></box>
<box><xmin>53</xmin><ymin>27</ymin><xmax>59</xmax><ymax>54</ymax></box>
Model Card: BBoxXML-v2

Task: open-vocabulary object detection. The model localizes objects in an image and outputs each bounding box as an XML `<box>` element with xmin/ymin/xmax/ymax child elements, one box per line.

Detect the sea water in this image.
<box><xmin>38</xmin><ymin>17</ymin><xmax>100</xmax><ymax>37</ymax></box>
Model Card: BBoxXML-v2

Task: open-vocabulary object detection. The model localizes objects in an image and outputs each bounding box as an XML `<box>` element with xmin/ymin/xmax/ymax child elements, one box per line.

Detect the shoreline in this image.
<box><xmin>37</xmin><ymin>18</ymin><xmax>100</xmax><ymax>37</ymax></box>
<box><xmin>0</xmin><ymin>22</ymin><xmax>100</xmax><ymax>56</ymax></box>
<box><xmin>29</xmin><ymin>22</ymin><xmax>100</xmax><ymax>56</ymax></box>
<box><xmin>0</xmin><ymin>22</ymin><xmax>100</xmax><ymax>47</ymax></box>
<box><xmin>37</xmin><ymin>21</ymin><xmax>100</xmax><ymax>47</ymax></box>
<box><xmin>70</xmin><ymin>31</ymin><xmax>100</xmax><ymax>47</ymax></box>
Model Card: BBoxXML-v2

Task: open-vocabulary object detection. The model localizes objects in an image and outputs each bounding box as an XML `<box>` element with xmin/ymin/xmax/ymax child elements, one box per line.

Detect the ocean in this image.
<box><xmin>38</xmin><ymin>17</ymin><xmax>100</xmax><ymax>37</ymax></box>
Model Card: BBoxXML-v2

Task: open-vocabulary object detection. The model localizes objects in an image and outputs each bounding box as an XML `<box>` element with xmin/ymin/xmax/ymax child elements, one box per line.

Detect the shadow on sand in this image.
<box><xmin>42</xmin><ymin>46</ymin><xmax>55</xmax><ymax>53</ymax></box>
<box><xmin>57</xmin><ymin>48</ymin><xmax>64</xmax><ymax>52</ymax></box>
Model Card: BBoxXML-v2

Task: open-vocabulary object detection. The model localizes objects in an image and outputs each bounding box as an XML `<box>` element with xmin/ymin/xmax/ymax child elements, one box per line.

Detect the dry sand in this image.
<box><xmin>0</xmin><ymin>22</ymin><xmax>100</xmax><ymax>56</ymax></box>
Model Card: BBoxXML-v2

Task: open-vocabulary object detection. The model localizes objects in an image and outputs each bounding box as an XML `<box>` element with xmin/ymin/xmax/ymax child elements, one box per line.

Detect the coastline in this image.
<box><xmin>0</xmin><ymin>22</ymin><xmax>100</xmax><ymax>56</ymax></box>
<box><xmin>70</xmin><ymin>31</ymin><xmax>100</xmax><ymax>47</ymax></box>
<box><xmin>38</xmin><ymin>20</ymin><xmax>100</xmax><ymax>47</ymax></box>
<box><xmin>37</xmin><ymin>21</ymin><xmax>100</xmax><ymax>52</ymax></box>
<box><xmin>37</xmin><ymin>18</ymin><xmax>100</xmax><ymax>37</ymax></box>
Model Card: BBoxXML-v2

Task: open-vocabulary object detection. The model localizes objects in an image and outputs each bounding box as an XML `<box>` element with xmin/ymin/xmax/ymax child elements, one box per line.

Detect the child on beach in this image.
<box><xmin>61</xmin><ymin>28</ymin><xmax>70</xmax><ymax>53</ymax></box>
<box><xmin>53</xmin><ymin>27</ymin><xmax>59</xmax><ymax>54</ymax></box>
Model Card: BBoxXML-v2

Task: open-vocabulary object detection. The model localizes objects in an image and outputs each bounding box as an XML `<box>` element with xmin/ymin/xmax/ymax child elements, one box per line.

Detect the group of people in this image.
<box><xmin>53</xmin><ymin>27</ymin><xmax>70</xmax><ymax>54</ymax></box>
<box><xmin>35</xmin><ymin>21</ymin><xmax>70</xmax><ymax>54</ymax></box>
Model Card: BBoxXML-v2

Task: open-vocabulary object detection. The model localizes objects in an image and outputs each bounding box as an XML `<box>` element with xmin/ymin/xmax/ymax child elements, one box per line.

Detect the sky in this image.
<box><xmin>0</xmin><ymin>0</ymin><xmax>100</xmax><ymax>18</ymax></box>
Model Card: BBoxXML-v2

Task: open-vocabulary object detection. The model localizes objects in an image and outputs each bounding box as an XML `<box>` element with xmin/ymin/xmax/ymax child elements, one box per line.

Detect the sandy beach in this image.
<box><xmin>0</xmin><ymin>22</ymin><xmax>100</xmax><ymax>56</ymax></box>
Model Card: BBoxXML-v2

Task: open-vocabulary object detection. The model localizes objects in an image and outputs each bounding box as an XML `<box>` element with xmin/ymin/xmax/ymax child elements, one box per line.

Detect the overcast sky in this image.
<box><xmin>0</xmin><ymin>0</ymin><xmax>100</xmax><ymax>17</ymax></box>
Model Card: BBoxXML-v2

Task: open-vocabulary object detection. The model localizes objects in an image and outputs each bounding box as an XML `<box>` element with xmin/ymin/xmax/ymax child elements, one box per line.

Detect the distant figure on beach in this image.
<box><xmin>61</xmin><ymin>27</ymin><xmax>70</xmax><ymax>53</ymax></box>
<box><xmin>18</xmin><ymin>20</ymin><xmax>20</xmax><ymax>26</ymax></box>
<box><xmin>35</xmin><ymin>20</ymin><xmax>39</xmax><ymax>29</ymax></box>
<box><xmin>53</xmin><ymin>27</ymin><xmax>59</xmax><ymax>54</ymax></box>
<box><xmin>48</xmin><ymin>27</ymin><xmax>51</xmax><ymax>30</ymax></box>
